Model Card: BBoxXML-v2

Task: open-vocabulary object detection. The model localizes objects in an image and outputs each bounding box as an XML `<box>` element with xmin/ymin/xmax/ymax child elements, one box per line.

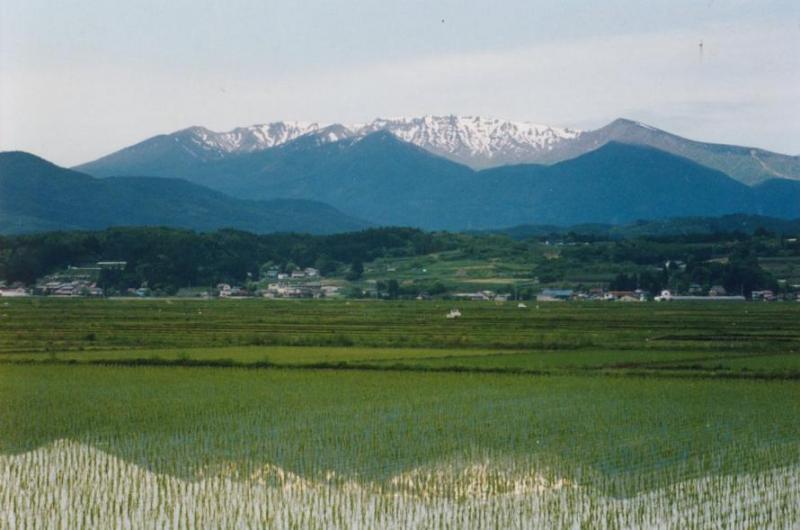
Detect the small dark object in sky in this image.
<box><xmin>441</xmin><ymin>18</ymin><xmax>445</xmax><ymax>23</ymax></box>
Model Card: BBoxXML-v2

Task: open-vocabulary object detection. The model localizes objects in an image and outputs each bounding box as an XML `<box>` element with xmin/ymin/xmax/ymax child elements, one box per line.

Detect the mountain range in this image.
<box><xmin>3</xmin><ymin>116</ymin><xmax>800</xmax><ymax>235</ymax></box>
<box><xmin>76</xmin><ymin>116</ymin><xmax>800</xmax><ymax>185</ymax></box>
<box><xmin>0</xmin><ymin>152</ymin><xmax>368</xmax><ymax>235</ymax></box>
<box><xmin>75</xmin><ymin>116</ymin><xmax>580</xmax><ymax>176</ymax></box>
<box><xmin>538</xmin><ymin>118</ymin><xmax>800</xmax><ymax>185</ymax></box>
<box><xmin>72</xmin><ymin>123</ymin><xmax>800</xmax><ymax>229</ymax></box>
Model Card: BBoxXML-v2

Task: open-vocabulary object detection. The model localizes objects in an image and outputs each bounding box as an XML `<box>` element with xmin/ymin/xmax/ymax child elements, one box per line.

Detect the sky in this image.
<box><xmin>1</xmin><ymin>0</ymin><xmax>799</xmax><ymax>166</ymax></box>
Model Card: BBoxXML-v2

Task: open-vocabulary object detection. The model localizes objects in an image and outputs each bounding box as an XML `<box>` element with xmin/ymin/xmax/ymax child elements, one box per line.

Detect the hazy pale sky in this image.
<box><xmin>1</xmin><ymin>0</ymin><xmax>798</xmax><ymax>166</ymax></box>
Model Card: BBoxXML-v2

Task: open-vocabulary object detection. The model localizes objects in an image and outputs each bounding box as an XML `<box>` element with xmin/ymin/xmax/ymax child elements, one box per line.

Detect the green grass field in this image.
<box><xmin>2</xmin><ymin>298</ymin><xmax>799</xmax><ymax>377</ymax></box>
<box><xmin>1</xmin><ymin>298</ymin><xmax>800</xmax><ymax>527</ymax></box>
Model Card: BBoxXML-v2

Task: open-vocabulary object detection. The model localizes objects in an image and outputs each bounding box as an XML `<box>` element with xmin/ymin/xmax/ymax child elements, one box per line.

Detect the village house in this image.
<box><xmin>0</xmin><ymin>285</ymin><xmax>30</xmax><ymax>297</ymax></box>
<box><xmin>34</xmin><ymin>278</ymin><xmax>103</xmax><ymax>297</ymax></box>
<box><xmin>588</xmin><ymin>287</ymin><xmax>606</xmax><ymax>300</ymax></box>
<box><xmin>751</xmin><ymin>290</ymin><xmax>776</xmax><ymax>301</ymax></box>
<box><xmin>655</xmin><ymin>289</ymin><xmax>745</xmax><ymax>302</ymax></box>
<box><xmin>453</xmin><ymin>290</ymin><xmax>502</xmax><ymax>301</ymax></box>
<box><xmin>606</xmin><ymin>290</ymin><xmax>635</xmax><ymax>300</ymax></box>
<box><xmin>53</xmin><ymin>282</ymin><xmax>79</xmax><ymax>296</ymax></box>
<box><xmin>708</xmin><ymin>285</ymin><xmax>727</xmax><ymax>297</ymax></box>
<box><xmin>320</xmin><ymin>285</ymin><xmax>341</xmax><ymax>298</ymax></box>
<box><xmin>605</xmin><ymin>290</ymin><xmax>646</xmax><ymax>302</ymax></box>
<box><xmin>537</xmin><ymin>289</ymin><xmax>574</xmax><ymax>302</ymax></box>
<box><xmin>263</xmin><ymin>281</ymin><xmax>322</xmax><ymax>299</ymax></box>
<box><xmin>217</xmin><ymin>283</ymin><xmax>249</xmax><ymax>298</ymax></box>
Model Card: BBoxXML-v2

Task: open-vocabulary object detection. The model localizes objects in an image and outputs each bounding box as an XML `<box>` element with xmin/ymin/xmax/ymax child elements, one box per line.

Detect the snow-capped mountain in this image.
<box><xmin>170</xmin><ymin>116</ymin><xmax>582</xmax><ymax>168</ymax></box>
<box><xmin>75</xmin><ymin>115</ymin><xmax>800</xmax><ymax>185</ymax></box>
<box><xmin>358</xmin><ymin>116</ymin><xmax>582</xmax><ymax>168</ymax></box>
<box><xmin>72</xmin><ymin>122</ymin><xmax>353</xmax><ymax>177</ymax></box>
<box><xmin>76</xmin><ymin>116</ymin><xmax>581</xmax><ymax>176</ymax></box>
<box><xmin>177</xmin><ymin>122</ymin><xmax>339</xmax><ymax>158</ymax></box>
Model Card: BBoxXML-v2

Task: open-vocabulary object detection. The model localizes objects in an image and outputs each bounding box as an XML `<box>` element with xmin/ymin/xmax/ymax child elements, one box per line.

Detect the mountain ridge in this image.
<box><xmin>0</xmin><ymin>151</ymin><xmax>369</xmax><ymax>235</ymax></box>
<box><xmin>6</xmin><ymin>138</ymin><xmax>800</xmax><ymax>233</ymax></box>
<box><xmin>75</xmin><ymin>116</ymin><xmax>800</xmax><ymax>185</ymax></box>
<box><xmin>120</xmin><ymin>133</ymin><xmax>800</xmax><ymax>229</ymax></box>
<box><xmin>74</xmin><ymin>115</ymin><xmax>580</xmax><ymax>176</ymax></box>
<box><xmin>539</xmin><ymin>118</ymin><xmax>800</xmax><ymax>185</ymax></box>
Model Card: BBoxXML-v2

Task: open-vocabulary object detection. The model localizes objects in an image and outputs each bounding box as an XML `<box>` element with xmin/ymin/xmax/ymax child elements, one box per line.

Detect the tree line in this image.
<box><xmin>0</xmin><ymin>226</ymin><xmax>450</xmax><ymax>291</ymax></box>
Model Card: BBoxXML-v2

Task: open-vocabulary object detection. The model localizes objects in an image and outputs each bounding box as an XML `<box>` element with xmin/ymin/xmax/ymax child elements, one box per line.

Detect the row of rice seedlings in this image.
<box><xmin>3</xmin><ymin>366</ymin><xmax>798</xmax><ymax>494</ymax></box>
<box><xmin>2</xmin><ymin>439</ymin><xmax>799</xmax><ymax>529</ymax></box>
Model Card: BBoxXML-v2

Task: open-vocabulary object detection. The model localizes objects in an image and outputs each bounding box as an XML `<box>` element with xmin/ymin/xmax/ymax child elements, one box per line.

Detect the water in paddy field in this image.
<box><xmin>2</xmin><ymin>439</ymin><xmax>799</xmax><ymax>529</ymax></box>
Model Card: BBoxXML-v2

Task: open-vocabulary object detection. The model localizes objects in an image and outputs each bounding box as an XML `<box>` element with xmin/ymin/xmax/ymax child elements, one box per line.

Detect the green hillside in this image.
<box><xmin>0</xmin><ymin>151</ymin><xmax>368</xmax><ymax>235</ymax></box>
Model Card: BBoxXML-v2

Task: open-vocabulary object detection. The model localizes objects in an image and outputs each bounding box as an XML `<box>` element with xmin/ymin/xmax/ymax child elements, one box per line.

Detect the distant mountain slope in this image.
<box><xmin>128</xmin><ymin>132</ymin><xmax>799</xmax><ymax>229</ymax></box>
<box><xmin>0</xmin><ymin>152</ymin><xmax>368</xmax><ymax>235</ymax></box>
<box><xmin>358</xmin><ymin>115</ymin><xmax>581</xmax><ymax>168</ymax></box>
<box><xmin>75</xmin><ymin>116</ymin><xmax>800</xmax><ymax>185</ymax></box>
<box><xmin>72</xmin><ymin>122</ymin><xmax>349</xmax><ymax>179</ymax></box>
<box><xmin>752</xmin><ymin>178</ymin><xmax>800</xmax><ymax>220</ymax></box>
<box><xmin>75</xmin><ymin>116</ymin><xmax>580</xmax><ymax>177</ymax></box>
<box><xmin>187</xmin><ymin>131</ymin><xmax>483</xmax><ymax>228</ymax></box>
<box><xmin>474</xmin><ymin>142</ymin><xmax>760</xmax><ymax>227</ymax></box>
<box><xmin>540</xmin><ymin>118</ymin><xmax>800</xmax><ymax>185</ymax></box>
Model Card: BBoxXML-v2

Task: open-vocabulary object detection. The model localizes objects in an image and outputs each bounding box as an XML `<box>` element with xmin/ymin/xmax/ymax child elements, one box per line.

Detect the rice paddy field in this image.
<box><xmin>2</xmin><ymin>298</ymin><xmax>800</xmax><ymax>528</ymax></box>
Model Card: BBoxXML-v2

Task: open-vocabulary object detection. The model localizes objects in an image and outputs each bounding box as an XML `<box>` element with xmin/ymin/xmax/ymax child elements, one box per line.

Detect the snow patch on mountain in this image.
<box><xmin>179</xmin><ymin>122</ymin><xmax>333</xmax><ymax>155</ymax></box>
<box><xmin>360</xmin><ymin>116</ymin><xmax>582</xmax><ymax>167</ymax></box>
<box><xmin>175</xmin><ymin>116</ymin><xmax>583</xmax><ymax>168</ymax></box>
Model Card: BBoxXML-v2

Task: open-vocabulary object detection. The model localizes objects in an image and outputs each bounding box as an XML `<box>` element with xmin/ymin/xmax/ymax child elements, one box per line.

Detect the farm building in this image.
<box><xmin>537</xmin><ymin>289</ymin><xmax>573</xmax><ymax>302</ymax></box>
<box><xmin>0</xmin><ymin>287</ymin><xmax>30</xmax><ymax>297</ymax></box>
<box><xmin>655</xmin><ymin>290</ymin><xmax>745</xmax><ymax>302</ymax></box>
<box><xmin>453</xmin><ymin>290</ymin><xmax>499</xmax><ymax>301</ymax></box>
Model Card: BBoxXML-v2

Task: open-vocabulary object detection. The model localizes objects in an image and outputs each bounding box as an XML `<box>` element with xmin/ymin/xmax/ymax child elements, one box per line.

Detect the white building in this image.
<box><xmin>0</xmin><ymin>287</ymin><xmax>30</xmax><ymax>297</ymax></box>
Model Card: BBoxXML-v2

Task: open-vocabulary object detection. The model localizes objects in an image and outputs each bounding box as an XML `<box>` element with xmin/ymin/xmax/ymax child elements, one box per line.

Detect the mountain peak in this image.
<box><xmin>178</xmin><ymin>125</ymin><xmax>214</xmax><ymax>135</ymax></box>
<box><xmin>605</xmin><ymin>118</ymin><xmax>662</xmax><ymax>132</ymax></box>
<box><xmin>73</xmin><ymin>116</ymin><xmax>800</xmax><ymax>186</ymax></box>
<box><xmin>178</xmin><ymin>121</ymin><xmax>332</xmax><ymax>155</ymax></box>
<box><xmin>358</xmin><ymin>115</ymin><xmax>582</xmax><ymax>168</ymax></box>
<box><xmin>1</xmin><ymin>150</ymin><xmax>53</xmax><ymax>164</ymax></box>
<box><xmin>75</xmin><ymin>116</ymin><xmax>587</xmax><ymax>174</ymax></box>
<box><xmin>0</xmin><ymin>151</ymin><xmax>64</xmax><ymax>174</ymax></box>
<box><xmin>358</xmin><ymin>129</ymin><xmax>401</xmax><ymax>142</ymax></box>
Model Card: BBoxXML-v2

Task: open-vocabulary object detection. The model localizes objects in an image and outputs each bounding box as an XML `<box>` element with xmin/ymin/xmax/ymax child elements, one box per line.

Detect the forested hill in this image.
<box><xmin>0</xmin><ymin>227</ymin><xmax>446</xmax><ymax>286</ymax></box>
<box><xmin>0</xmin><ymin>151</ymin><xmax>369</xmax><ymax>235</ymax></box>
<box><xmin>74</xmin><ymin>131</ymin><xmax>800</xmax><ymax>229</ymax></box>
<box><xmin>1</xmin><ymin>221</ymin><xmax>798</xmax><ymax>297</ymax></box>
